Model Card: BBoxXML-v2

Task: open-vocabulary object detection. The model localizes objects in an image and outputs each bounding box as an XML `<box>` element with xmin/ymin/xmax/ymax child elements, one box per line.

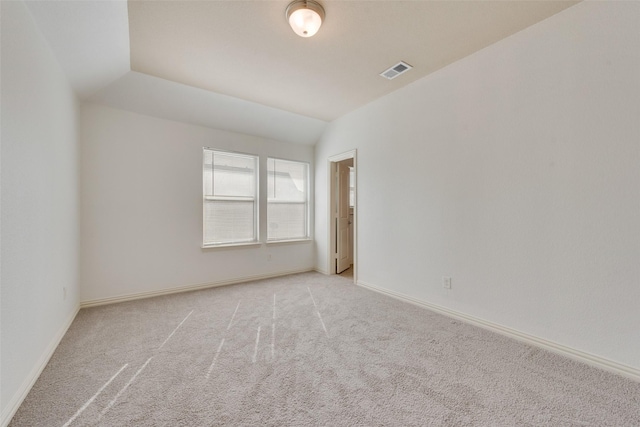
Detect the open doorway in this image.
<box><xmin>327</xmin><ymin>150</ymin><xmax>357</xmax><ymax>283</ymax></box>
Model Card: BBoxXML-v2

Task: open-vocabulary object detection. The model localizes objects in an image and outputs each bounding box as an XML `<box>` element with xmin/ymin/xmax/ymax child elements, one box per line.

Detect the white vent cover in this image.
<box><xmin>379</xmin><ymin>61</ymin><xmax>413</xmax><ymax>80</ymax></box>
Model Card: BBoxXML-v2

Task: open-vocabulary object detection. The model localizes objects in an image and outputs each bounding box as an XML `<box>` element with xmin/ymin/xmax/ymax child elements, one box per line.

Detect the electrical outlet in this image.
<box><xmin>63</xmin><ymin>287</ymin><xmax>67</xmax><ymax>300</ymax></box>
<box><xmin>267</xmin><ymin>254</ymin><xmax>272</xmax><ymax>261</ymax></box>
<box><xmin>442</xmin><ymin>277</ymin><xmax>452</xmax><ymax>289</ymax></box>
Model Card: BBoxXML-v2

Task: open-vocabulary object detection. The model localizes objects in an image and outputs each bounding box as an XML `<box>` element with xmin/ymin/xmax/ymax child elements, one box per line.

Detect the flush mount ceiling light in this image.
<box><xmin>286</xmin><ymin>0</ymin><xmax>325</xmax><ymax>38</ymax></box>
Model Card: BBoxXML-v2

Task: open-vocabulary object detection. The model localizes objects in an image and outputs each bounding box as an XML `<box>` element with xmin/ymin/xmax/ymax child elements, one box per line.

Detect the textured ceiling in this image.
<box><xmin>128</xmin><ymin>0</ymin><xmax>578</xmax><ymax>121</ymax></box>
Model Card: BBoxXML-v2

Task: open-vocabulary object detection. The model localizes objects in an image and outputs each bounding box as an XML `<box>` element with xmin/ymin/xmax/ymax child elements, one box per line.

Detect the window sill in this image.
<box><xmin>266</xmin><ymin>238</ymin><xmax>313</xmax><ymax>246</ymax></box>
<box><xmin>202</xmin><ymin>242</ymin><xmax>262</xmax><ymax>250</ymax></box>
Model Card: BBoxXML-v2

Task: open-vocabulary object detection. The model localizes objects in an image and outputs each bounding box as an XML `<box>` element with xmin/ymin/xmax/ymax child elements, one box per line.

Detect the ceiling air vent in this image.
<box><xmin>380</xmin><ymin>61</ymin><xmax>413</xmax><ymax>80</ymax></box>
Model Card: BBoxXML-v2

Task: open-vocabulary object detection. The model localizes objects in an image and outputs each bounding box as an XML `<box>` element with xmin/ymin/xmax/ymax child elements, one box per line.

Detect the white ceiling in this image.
<box><xmin>128</xmin><ymin>0</ymin><xmax>578</xmax><ymax>121</ymax></box>
<box><xmin>25</xmin><ymin>0</ymin><xmax>579</xmax><ymax>144</ymax></box>
<box><xmin>89</xmin><ymin>71</ymin><xmax>327</xmax><ymax>145</ymax></box>
<box><xmin>24</xmin><ymin>0</ymin><xmax>130</xmax><ymax>99</ymax></box>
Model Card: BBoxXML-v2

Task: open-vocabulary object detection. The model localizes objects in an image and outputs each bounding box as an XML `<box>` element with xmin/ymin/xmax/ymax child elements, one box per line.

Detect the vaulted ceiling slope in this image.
<box><xmin>25</xmin><ymin>0</ymin><xmax>579</xmax><ymax>145</ymax></box>
<box><xmin>88</xmin><ymin>72</ymin><xmax>327</xmax><ymax>146</ymax></box>
<box><xmin>24</xmin><ymin>0</ymin><xmax>130</xmax><ymax>99</ymax></box>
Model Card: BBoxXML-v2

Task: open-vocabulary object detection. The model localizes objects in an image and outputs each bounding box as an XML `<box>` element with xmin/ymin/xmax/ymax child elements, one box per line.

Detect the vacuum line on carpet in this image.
<box><xmin>206</xmin><ymin>338</ymin><xmax>226</xmax><ymax>379</ymax></box>
<box><xmin>99</xmin><ymin>357</ymin><xmax>153</xmax><ymax>420</ymax></box>
<box><xmin>61</xmin><ymin>363</ymin><xmax>128</xmax><ymax>427</ymax></box>
<box><xmin>307</xmin><ymin>287</ymin><xmax>329</xmax><ymax>337</ymax></box>
<box><xmin>227</xmin><ymin>300</ymin><xmax>241</xmax><ymax>331</ymax></box>
<box><xmin>271</xmin><ymin>323</ymin><xmax>275</xmax><ymax>359</ymax></box>
<box><xmin>271</xmin><ymin>294</ymin><xmax>276</xmax><ymax>358</ymax></box>
<box><xmin>158</xmin><ymin>310</ymin><xmax>194</xmax><ymax>350</ymax></box>
<box><xmin>205</xmin><ymin>302</ymin><xmax>242</xmax><ymax>379</ymax></box>
<box><xmin>253</xmin><ymin>326</ymin><xmax>262</xmax><ymax>363</ymax></box>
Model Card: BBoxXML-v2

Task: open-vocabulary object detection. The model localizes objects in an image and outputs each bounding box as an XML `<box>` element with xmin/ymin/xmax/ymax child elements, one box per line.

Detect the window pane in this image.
<box><xmin>212</xmin><ymin>152</ymin><xmax>256</xmax><ymax>197</ymax></box>
<box><xmin>349</xmin><ymin>167</ymin><xmax>354</xmax><ymax>207</ymax></box>
<box><xmin>268</xmin><ymin>203</ymin><xmax>306</xmax><ymax>240</ymax></box>
<box><xmin>267</xmin><ymin>158</ymin><xmax>308</xmax><ymax>240</ymax></box>
<box><xmin>204</xmin><ymin>200</ymin><xmax>255</xmax><ymax>245</ymax></box>
<box><xmin>268</xmin><ymin>159</ymin><xmax>307</xmax><ymax>202</ymax></box>
<box><xmin>203</xmin><ymin>150</ymin><xmax>213</xmax><ymax>196</ymax></box>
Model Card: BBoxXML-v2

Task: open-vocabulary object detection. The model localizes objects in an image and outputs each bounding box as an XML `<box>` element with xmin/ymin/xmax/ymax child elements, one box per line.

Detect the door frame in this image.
<box><xmin>327</xmin><ymin>150</ymin><xmax>357</xmax><ymax>283</ymax></box>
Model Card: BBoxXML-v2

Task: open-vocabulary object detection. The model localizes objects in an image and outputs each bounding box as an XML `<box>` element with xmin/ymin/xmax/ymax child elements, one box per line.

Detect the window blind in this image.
<box><xmin>203</xmin><ymin>149</ymin><xmax>258</xmax><ymax>245</ymax></box>
<box><xmin>267</xmin><ymin>158</ymin><xmax>309</xmax><ymax>241</ymax></box>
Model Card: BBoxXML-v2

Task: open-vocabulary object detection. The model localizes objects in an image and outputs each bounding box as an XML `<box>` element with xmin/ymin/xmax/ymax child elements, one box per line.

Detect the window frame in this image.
<box><xmin>202</xmin><ymin>147</ymin><xmax>259</xmax><ymax>248</ymax></box>
<box><xmin>266</xmin><ymin>157</ymin><xmax>311</xmax><ymax>243</ymax></box>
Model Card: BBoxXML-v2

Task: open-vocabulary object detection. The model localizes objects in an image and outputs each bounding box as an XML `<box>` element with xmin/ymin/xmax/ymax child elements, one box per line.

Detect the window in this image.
<box><xmin>349</xmin><ymin>167</ymin><xmax>355</xmax><ymax>208</ymax></box>
<box><xmin>267</xmin><ymin>158</ymin><xmax>309</xmax><ymax>241</ymax></box>
<box><xmin>203</xmin><ymin>149</ymin><xmax>258</xmax><ymax>246</ymax></box>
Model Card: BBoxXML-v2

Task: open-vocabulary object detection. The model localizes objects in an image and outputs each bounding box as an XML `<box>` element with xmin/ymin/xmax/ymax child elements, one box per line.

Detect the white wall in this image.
<box><xmin>315</xmin><ymin>1</ymin><xmax>640</xmax><ymax>370</ymax></box>
<box><xmin>80</xmin><ymin>103</ymin><xmax>314</xmax><ymax>303</ymax></box>
<box><xmin>1</xmin><ymin>1</ymin><xmax>80</xmax><ymax>422</ymax></box>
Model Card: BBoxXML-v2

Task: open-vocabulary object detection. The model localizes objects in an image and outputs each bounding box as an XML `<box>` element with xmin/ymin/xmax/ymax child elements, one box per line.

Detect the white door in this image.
<box><xmin>336</xmin><ymin>162</ymin><xmax>351</xmax><ymax>273</ymax></box>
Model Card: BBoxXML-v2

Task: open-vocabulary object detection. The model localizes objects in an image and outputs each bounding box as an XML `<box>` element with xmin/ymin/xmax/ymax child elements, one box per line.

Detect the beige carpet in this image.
<box><xmin>9</xmin><ymin>272</ymin><xmax>640</xmax><ymax>426</ymax></box>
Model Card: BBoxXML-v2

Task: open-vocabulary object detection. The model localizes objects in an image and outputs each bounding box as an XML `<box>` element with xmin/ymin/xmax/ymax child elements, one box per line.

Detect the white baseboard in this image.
<box><xmin>80</xmin><ymin>268</ymin><xmax>315</xmax><ymax>308</ymax></box>
<box><xmin>314</xmin><ymin>267</ymin><xmax>329</xmax><ymax>275</ymax></box>
<box><xmin>1</xmin><ymin>305</ymin><xmax>80</xmax><ymax>427</ymax></box>
<box><xmin>357</xmin><ymin>280</ymin><xmax>640</xmax><ymax>382</ymax></box>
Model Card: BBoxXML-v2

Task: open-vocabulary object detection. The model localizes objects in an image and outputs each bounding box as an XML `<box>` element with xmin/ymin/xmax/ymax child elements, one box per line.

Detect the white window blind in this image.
<box><xmin>267</xmin><ymin>158</ymin><xmax>309</xmax><ymax>241</ymax></box>
<box><xmin>203</xmin><ymin>149</ymin><xmax>258</xmax><ymax>246</ymax></box>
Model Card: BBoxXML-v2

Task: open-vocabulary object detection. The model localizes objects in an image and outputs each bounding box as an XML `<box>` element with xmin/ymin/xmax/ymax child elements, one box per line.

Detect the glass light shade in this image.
<box><xmin>286</xmin><ymin>1</ymin><xmax>324</xmax><ymax>38</ymax></box>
